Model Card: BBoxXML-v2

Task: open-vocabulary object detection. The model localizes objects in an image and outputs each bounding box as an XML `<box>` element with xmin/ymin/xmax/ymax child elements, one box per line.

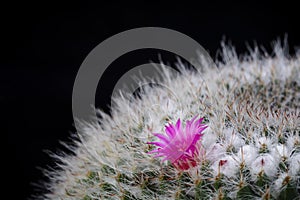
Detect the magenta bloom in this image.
<box><xmin>147</xmin><ymin>116</ymin><xmax>207</xmax><ymax>170</ymax></box>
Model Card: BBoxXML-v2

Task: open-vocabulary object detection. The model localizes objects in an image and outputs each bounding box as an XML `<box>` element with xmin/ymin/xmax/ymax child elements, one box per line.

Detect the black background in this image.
<box><xmin>2</xmin><ymin>1</ymin><xmax>300</xmax><ymax>199</ymax></box>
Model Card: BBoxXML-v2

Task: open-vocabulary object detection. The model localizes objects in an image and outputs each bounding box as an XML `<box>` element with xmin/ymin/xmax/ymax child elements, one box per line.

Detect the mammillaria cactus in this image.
<box><xmin>39</xmin><ymin>41</ymin><xmax>300</xmax><ymax>200</ymax></box>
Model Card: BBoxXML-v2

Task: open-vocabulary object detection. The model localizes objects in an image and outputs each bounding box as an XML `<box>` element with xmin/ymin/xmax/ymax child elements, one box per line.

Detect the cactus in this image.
<box><xmin>39</xmin><ymin>41</ymin><xmax>300</xmax><ymax>200</ymax></box>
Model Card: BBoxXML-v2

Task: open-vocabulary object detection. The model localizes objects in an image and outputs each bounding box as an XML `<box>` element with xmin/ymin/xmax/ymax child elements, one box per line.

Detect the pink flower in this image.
<box><xmin>147</xmin><ymin>116</ymin><xmax>207</xmax><ymax>170</ymax></box>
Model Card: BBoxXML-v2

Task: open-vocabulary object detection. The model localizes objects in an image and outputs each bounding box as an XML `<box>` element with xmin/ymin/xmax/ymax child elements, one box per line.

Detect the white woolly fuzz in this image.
<box><xmin>251</xmin><ymin>153</ymin><xmax>277</xmax><ymax>179</ymax></box>
<box><xmin>289</xmin><ymin>153</ymin><xmax>300</xmax><ymax>177</ymax></box>
<box><xmin>237</xmin><ymin>144</ymin><xmax>258</xmax><ymax>167</ymax></box>
<box><xmin>211</xmin><ymin>155</ymin><xmax>239</xmax><ymax>178</ymax></box>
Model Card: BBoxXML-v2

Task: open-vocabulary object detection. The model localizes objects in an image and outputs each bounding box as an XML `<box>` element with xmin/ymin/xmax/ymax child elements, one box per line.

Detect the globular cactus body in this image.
<box><xmin>40</xmin><ymin>42</ymin><xmax>300</xmax><ymax>200</ymax></box>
